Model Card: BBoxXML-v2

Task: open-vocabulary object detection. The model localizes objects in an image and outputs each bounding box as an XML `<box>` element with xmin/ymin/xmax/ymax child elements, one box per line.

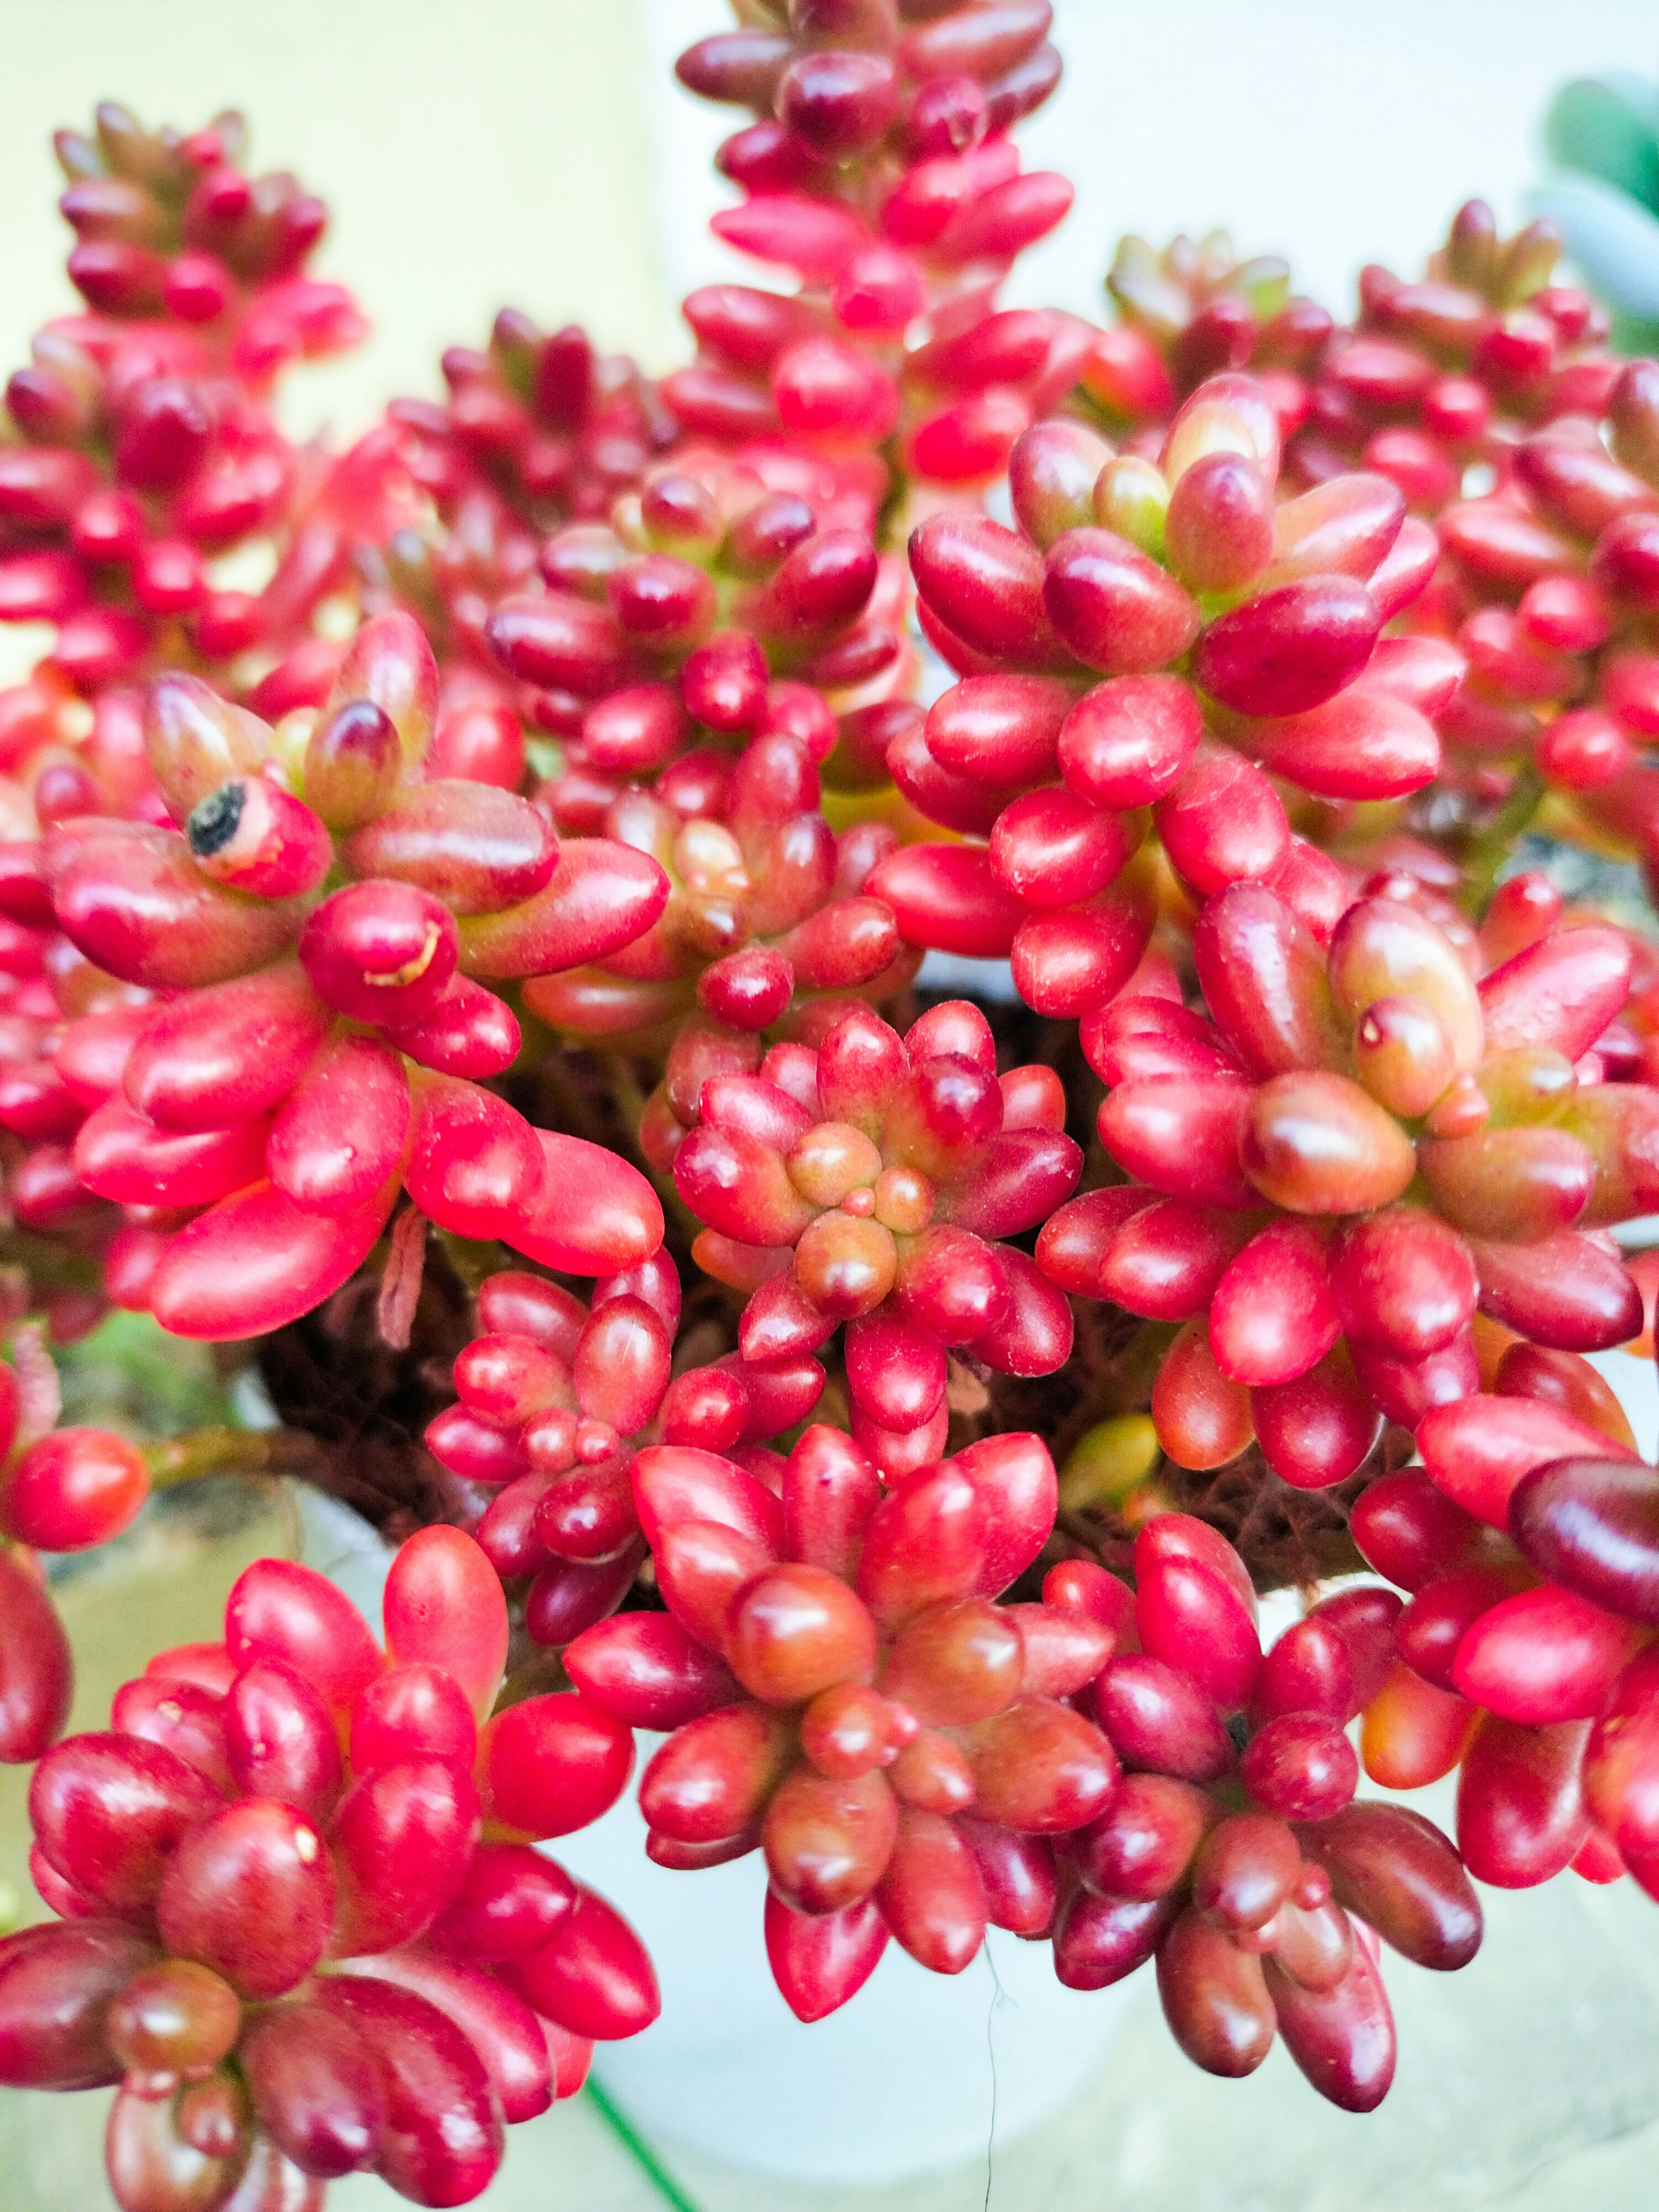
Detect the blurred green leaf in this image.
<box><xmin>54</xmin><ymin>1309</ymin><xmax>232</xmax><ymax>1441</ymax></box>
<box><xmin>1546</xmin><ymin>76</ymin><xmax>1659</xmax><ymax>214</ymax></box>
<box><xmin>1532</xmin><ymin>175</ymin><xmax>1659</xmax><ymax>323</ymax></box>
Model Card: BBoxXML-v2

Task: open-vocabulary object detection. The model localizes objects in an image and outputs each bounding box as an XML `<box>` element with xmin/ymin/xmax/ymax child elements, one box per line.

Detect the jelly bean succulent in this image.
<box><xmin>1291</xmin><ymin>199</ymin><xmax>1616</xmax><ymax>515</ymax></box>
<box><xmin>35</xmin><ymin>609</ymin><xmax>667</xmax><ymax>1339</ymax></box>
<box><xmin>0</xmin><ymin>105</ymin><xmax>364</xmax><ymax>717</ymax></box>
<box><xmin>417</xmin><ymin>315</ymin><xmax>675</xmax><ymax>536</ymax></box>
<box><xmin>1101</xmin><ymin>231</ymin><xmax>1334</xmax><ymax>414</ymax></box>
<box><xmin>12</xmin><ymin>6</ymin><xmax>1659</xmax><ymax>2203</ymax></box>
<box><xmin>1043</xmin><ymin>875</ymin><xmax>1651</xmax><ymax>1488</ymax></box>
<box><xmin>567</xmin><ymin>1424</ymin><xmax>1124</xmax><ymax>2009</ymax></box>
<box><xmin>1407</xmin><ymin>358</ymin><xmax>1659</xmax><ymax>850</ymax></box>
<box><xmin>3</xmin><ymin>1528</ymin><xmax>650</xmax><ymax>2208</ymax></box>
<box><xmin>669</xmin><ymin>0</ymin><xmax>1080</xmax><ymax>509</ymax></box>
<box><xmin>671</xmin><ymin>998</ymin><xmax>1080</xmax><ymax>1471</ymax></box>
<box><xmin>885</xmin><ymin>376</ymin><xmax>1446</xmax><ymax>1004</ymax></box>
<box><xmin>1055</xmin><ymin>1519</ymin><xmax>1480</xmax><ymax>2109</ymax></box>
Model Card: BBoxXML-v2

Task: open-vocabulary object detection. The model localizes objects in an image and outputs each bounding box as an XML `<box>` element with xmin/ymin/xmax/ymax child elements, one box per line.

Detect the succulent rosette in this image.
<box><xmin>0</xmin><ymin>1528</ymin><xmax>655</xmax><ymax>2207</ymax></box>
<box><xmin>483</xmin><ymin>452</ymin><xmax>922</xmax><ymax>1059</ymax></box>
<box><xmin>0</xmin><ymin>327</ymin><xmax>312</xmax><ymax>705</ymax></box>
<box><xmin>670</xmin><ymin>998</ymin><xmax>1079</xmax><ymax>1472</ymax></box>
<box><xmin>487</xmin><ymin>452</ymin><xmax>912</xmax><ymax>763</ymax></box>
<box><xmin>1100</xmin><ymin>230</ymin><xmax>1334</xmax><ymax>417</ymax></box>
<box><xmin>1342</xmin><ymin>1389</ymin><xmax>1655</xmax><ymax>1894</ymax></box>
<box><xmin>0</xmin><ymin>105</ymin><xmax>366</xmax><ymax>718</ymax></box>
<box><xmin>1040</xmin><ymin>876</ymin><xmax>1652</xmax><ymax>1487</ymax></box>
<box><xmin>669</xmin><ymin>0</ymin><xmax>1083</xmax><ymax>508</ymax></box>
<box><xmin>415</xmin><ymin>314</ymin><xmax>677</xmax><ymax>533</ymax></box>
<box><xmin>565</xmin><ymin>1420</ymin><xmax>1124</xmax><ymax>2014</ymax></box>
<box><xmin>1055</xmin><ymin>1512</ymin><xmax>1480</xmax><ymax>2110</ymax></box>
<box><xmin>525</xmin><ymin>727</ymin><xmax>916</xmax><ymax>1081</ymax></box>
<box><xmin>1294</xmin><ymin>199</ymin><xmax>1616</xmax><ymax>515</ymax></box>
<box><xmin>320</xmin><ymin>320</ymin><xmax>679</xmax><ymax>752</ymax></box>
<box><xmin>32</xmin><ymin>611</ymin><xmax>669</xmax><ymax>1337</ymax></box>
<box><xmin>879</xmin><ymin>373</ymin><xmax>1448</xmax><ymax>1015</ymax></box>
<box><xmin>1329</xmin><ymin>1310</ymin><xmax>1659</xmax><ymax>1908</ymax></box>
<box><xmin>1390</xmin><ymin>359</ymin><xmax>1659</xmax><ymax>861</ymax></box>
<box><xmin>44</xmin><ymin>103</ymin><xmax>363</xmax><ymax>381</ymax></box>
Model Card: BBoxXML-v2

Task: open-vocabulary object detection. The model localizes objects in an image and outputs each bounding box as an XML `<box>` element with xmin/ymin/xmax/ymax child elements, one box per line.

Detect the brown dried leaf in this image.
<box><xmin>377</xmin><ymin>1208</ymin><xmax>428</xmax><ymax>1353</ymax></box>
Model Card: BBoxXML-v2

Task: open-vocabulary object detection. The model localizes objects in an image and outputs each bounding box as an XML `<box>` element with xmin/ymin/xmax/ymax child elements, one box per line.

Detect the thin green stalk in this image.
<box><xmin>144</xmin><ymin>1425</ymin><xmax>322</xmax><ymax>1490</ymax></box>
<box><xmin>583</xmin><ymin>2078</ymin><xmax>707</xmax><ymax>2212</ymax></box>
<box><xmin>1461</xmin><ymin>765</ymin><xmax>1545</xmax><ymax>917</ymax></box>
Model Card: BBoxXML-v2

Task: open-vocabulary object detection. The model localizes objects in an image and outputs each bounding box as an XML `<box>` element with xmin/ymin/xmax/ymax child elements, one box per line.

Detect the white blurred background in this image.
<box><xmin>0</xmin><ymin>0</ymin><xmax>673</xmax><ymax>437</ymax></box>
<box><xmin>643</xmin><ymin>0</ymin><xmax>1659</xmax><ymax>331</ymax></box>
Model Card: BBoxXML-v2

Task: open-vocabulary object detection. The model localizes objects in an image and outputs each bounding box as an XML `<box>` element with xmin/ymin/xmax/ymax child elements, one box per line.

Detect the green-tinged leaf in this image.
<box><xmin>1546</xmin><ymin>76</ymin><xmax>1659</xmax><ymax>213</ymax></box>
<box><xmin>1235</xmin><ymin>255</ymin><xmax>1292</xmax><ymax>321</ymax></box>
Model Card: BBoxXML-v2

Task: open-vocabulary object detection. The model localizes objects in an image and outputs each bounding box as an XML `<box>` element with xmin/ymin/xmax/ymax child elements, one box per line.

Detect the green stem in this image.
<box><xmin>875</xmin><ymin>439</ymin><xmax>909</xmax><ymax>555</ymax></box>
<box><xmin>432</xmin><ymin>1228</ymin><xmax>503</xmax><ymax>1297</ymax></box>
<box><xmin>0</xmin><ymin>1231</ymin><xmax>103</xmax><ymax>1294</ymax></box>
<box><xmin>491</xmin><ymin>1652</ymin><xmax>570</xmax><ymax>1714</ymax></box>
<box><xmin>143</xmin><ymin>1426</ymin><xmax>323</xmax><ymax>1489</ymax></box>
<box><xmin>1461</xmin><ymin>765</ymin><xmax>1545</xmax><ymax>918</ymax></box>
<box><xmin>583</xmin><ymin>2078</ymin><xmax>707</xmax><ymax>2212</ymax></box>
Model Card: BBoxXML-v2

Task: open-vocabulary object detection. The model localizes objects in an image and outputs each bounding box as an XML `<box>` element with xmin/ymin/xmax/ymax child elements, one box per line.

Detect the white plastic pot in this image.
<box><xmin>552</xmin><ymin>1769</ymin><xmax>1138</xmax><ymax>2184</ymax></box>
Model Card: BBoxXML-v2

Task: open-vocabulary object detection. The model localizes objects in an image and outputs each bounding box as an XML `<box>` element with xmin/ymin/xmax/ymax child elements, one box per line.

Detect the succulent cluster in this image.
<box><xmin>569</xmin><ymin>1425</ymin><xmax>1121</xmax><ymax>2001</ymax></box>
<box><xmin>1102</xmin><ymin>231</ymin><xmax>1332</xmax><ymax>414</ymax></box>
<box><xmin>7</xmin><ymin>7</ymin><xmax>1659</xmax><ymax>2205</ymax></box>
<box><xmin>1055</xmin><ymin>1524</ymin><xmax>1479</xmax><ymax>2110</ymax></box>
<box><xmin>429</xmin><ymin>1258</ymin><xmax>826</xmax><ymax>1647</ymax></box>
<box><xmin>6</xmin><ymin>1530</ymin><xmax>648</xmax><ymax>2208</ymax></box>
<box><xmin>16</xmin><ymin>609</ymin><xmax>667</xmax><ymax>1347</ymax></box>
<box><xmin>1040</xmin><ymin>877</ymin><xmax>1647</xmax><ymax>1488</ymax></box>
<box><xmin>670</xmin><ymin>0</ymin><xmax>1078</xmax><ymax>509</ymax></box>
<box><xmin>893</xmin><ymin>381</ymin><xmax>1443</xmax><ymax>1006</ymax></box>
<box><xmin>0</xmin><ymin>105</ymin><xmax>362</xmax><ymax>714</ymax></box>
<box><xmin>671</xmin><ymin>998</ymin><xmax>1078</xmax><ymax>1471</ymax></box>
<box><xmin>1292</xmin><ymin>200</ymin><xmax>1615</xmax><ymax>514</ymax></box>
